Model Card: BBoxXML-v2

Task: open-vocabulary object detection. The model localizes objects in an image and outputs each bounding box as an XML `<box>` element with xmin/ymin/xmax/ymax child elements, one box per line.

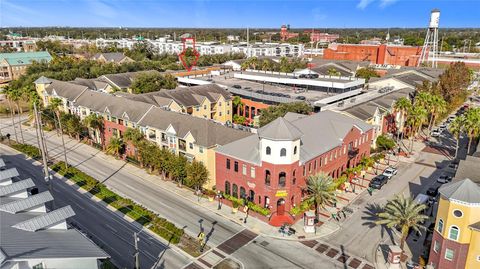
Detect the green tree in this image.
<box><xmin>355</xmin><ymin>67</ymin><xmax>379</xmax><ymax>82</ymax></box>
<box><xmin>464</xmin><ymin>108</ymin><xmax>480</xmax><ymax>154</ymax></box>
<box><xmin>185</xmin><ymin>160</ymin><xmax>209</xmax><ymax>191</ymax></box>
<box><xmin>123</xmin><ymin>127</ymin><xmax>145</xmax><ymax>160</ymax></box>
<box><xmin>306</xmin><ymin>172</ymin><xmax>337</xmax><ymax>220</ymax></box>
<box><xmin>130</xmin><ymin>72</ymin><xmax>178</xmax><ymax>94</ymax></box>
<box><xmin>438</xmin><ymin>62</ymin><xmax>472</xmax><ymax>104</ymax></box>
<box><xmin>376</xmin><ymin>135</ymin><xmax>396</xmax><ymax>151</ymax></box>
<box><xmin>170</xmin><ymin>155</ymin><xmax>188</xmax><ymax>186</ymax></box>
<box><xmin>60</xmin><ymin>113</ymin><xmax>83</xmax><ymax>140</ymax></box>
<box><xmin>259</xmin><ymin>102</ymin><xmax>312</xmax><ymax>127</ymax></box>
<box><xmin>48</xmin><ymin>98</ymin><xmax>68</xmax><ymax>169</ymax></box>
<box><xmin>106</xmin><ymin>137</ymin><xmax>124</xmax><ymax>157</ymax></box>
<box><xmin>393</xmin><ymin>97</ymin><xmax>412</xmax><ymax>141</ymax></box>
<box><xmin>448</xmin><ymin>116</ymin><xmax>465</xmax><ymax>159</ymax></box>
<box><xmin>376</xmin><ymin>195</ymin><xmax>428</xmax><ymax>251</ymax></box>
<box><xmin>406</xmin><ymin>106</ymin><xmax>428</xmax><ymax>153</ymax></box>
<box><xmin>327</xmin><ymin>68</ymin><xmax>341</xmax><ymax>77</ymax></box>
<box><xmin>82</xmin><ymin>114</ymin><xmax>104</xmax><ymax>145</ymax></box>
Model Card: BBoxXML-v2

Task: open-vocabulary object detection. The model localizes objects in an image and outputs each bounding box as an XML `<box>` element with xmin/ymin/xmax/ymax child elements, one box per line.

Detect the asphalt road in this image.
<box><xmin>0</xmin><ymin>145</ymin><xmax>190</xmax><ymax>269</ymax></box>
<box><xmin>1</xmin><ymin>118</ymin><xmax>340</xmax><ymax>268</ymax></box>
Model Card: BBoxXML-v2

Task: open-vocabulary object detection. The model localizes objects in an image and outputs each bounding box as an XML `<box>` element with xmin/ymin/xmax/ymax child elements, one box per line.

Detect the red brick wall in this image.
<box><xmin>323</xmin><ymin>44</ymin><xmax>423</xmax><ymax>66</ymax></box>
<box><xmin>103</xmin><ymin>119</ymin><xmax>136</xmax><ymax>156</ymax></box>
<box><xmin>237</xmin><ymin>98</ymin><xmax>270</xmax><ymax>123</ymax></box>
<box><xmin>215</xmin><ymin>127</ymin><xmax>374</xmax><ymax>213</ymax></box>
<box><xmin>428</xmin><ymin>231</ymin><xmax>469</xmax><ymax>269</ymax></box>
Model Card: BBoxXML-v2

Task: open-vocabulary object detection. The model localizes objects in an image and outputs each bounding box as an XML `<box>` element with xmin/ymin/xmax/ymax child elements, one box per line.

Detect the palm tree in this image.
<box><xmin>123</xmin><ymin>127</ymin><xmax>144</xmax><ymax>160</ymax></box>
<box><xmin>4</xmin><ymin>86</ymin><xmax>22</xmax><ymax>143</ymax></box>
<box><xmin>407</xmin><ymin>106</ymin><xmax>428</xmax><ymax>153</ymax></box>
<box><xmin>393</xmin><ymin>97</ymin><xmax>412</xmax><ymax>141</ymax></box>
<box><xmin>4</xmin><ymin>87</ymin><xmax>18</xmax><ymax>142</ymax></box>
<box><xmin>448</xmin><ymin>116</ymin><xmax>465</xmax><ymax>159</ymax></box>
<box><xmin>82</xmin><ymin>114</ymin><xmax>104</xmax><ymax>146</ymax></box>
<box><xmin>376</xmin><ymin>195</ymin><xmax>428</xmax><ymax>251</ymax></box>
<box><xmin>426</xmin><ymin>95</ymin><xmax>447</xmax><ymax>135</ymax></box>
<box><xmin>106</xmin><ymin>137</ymin><xmax>124</xmax><ymax>157</ymax></box>
<box><xmin>306</xmin><ymin>172</ymin><xmax>337</xmax><ymax>219</ymax></box>
<box><xmin>464</xmin><ymin>108</ymin><xmax>480</xmax><ymax>154</ymax></box>
<box><xmin>48</xmin><ymin>98</ymin><xmax>68</xmax><ymax>168</ymax></box>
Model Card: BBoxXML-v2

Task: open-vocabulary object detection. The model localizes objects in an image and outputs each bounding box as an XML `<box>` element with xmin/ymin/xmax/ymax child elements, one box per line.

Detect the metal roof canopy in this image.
<box><xmin>0</xmin><ymin>191</ymin><xmax>53</xmax><ymax>214</ymax></box>
<box><xmin>0</xmin><ymin>178</ymin><xmax>34</xmax><ymax>197</ymax></box>
<box><xmin>12</xmin><ymin>205</ymin><xmax>75</xmax><ymax>232</ymax></box>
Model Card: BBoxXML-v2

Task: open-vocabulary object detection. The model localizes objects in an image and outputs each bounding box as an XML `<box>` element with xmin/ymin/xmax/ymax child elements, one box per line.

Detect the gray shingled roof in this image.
<box><xmin>0</xmin><ymin>178</ymin><xmax>35</xmax><ymax>197</ymax></box>
<box><xmin>93</xmin><ymin>52</ymin><xmax>129</xmax><ymax>63</ymax></box>
<box><xmin>138</xmin><ymin>107</ymin><xmax>251</xmax><ymax>147</ymax></box>
<box><xmin>13</xmin><ymin>205</ymin><xmax>75</xmax><ymax>232</ymax></box>
<box><xmin>34</xmin><ymin>76</ymin><xmax>51</xmax><ymax>84</ymax></box>
<box><xmin>258</xmin><ymin>117</ymin><xmax>303</xmax><ymax>141</ymax></box>
<box><xmin>469</xmin><ymin>221</ymin><xmax>480</xmax><ymax>232</ymax></box>
<box><xmin>439</xmin><ymin>178</ymin><xmax>480</xmax><ymax>204</ymax></box>
<box><xmin>45</xmin><ymin>79</ymin><xmax>89</xmax><ymax>102</ymax></box>
<box><xmin>124</xmin><ymin>84</ymin><xmax>231</xmax><ymax>108</ymax></box>
<box><xmin>100</xmin><ymin>70</ymin><xmax>161</xmax><ymax>89</ymax></box>
<box><xmin>1</xmin><ymin>206</ymin><xmax>108</xmax><ymax>260</ymax></box>
<box><xmin>0</xmin><ymin>167</ymin><xmax>19</xmax><ymax>182</ymax></box>
<box><xmin>454</xmin><ymin>156</ymin><xmax>480</xmax><ymax>184</ymax></box>
<box><xmin>217</xmin><ymin>110</ymin><xmax>373</xmax><ymax>164</ymax></box>
<box><xmin>75</xmin><ymin>90</ymin><xmax>154</xmax><ymax>123</ymax></box>
<box><xmin>0</xmin><ymin>191</ymin><xmax>53</xmax><ymax>214</ymax></box>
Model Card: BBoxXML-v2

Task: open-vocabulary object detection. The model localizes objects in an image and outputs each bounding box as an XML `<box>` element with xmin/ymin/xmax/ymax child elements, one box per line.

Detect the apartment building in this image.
<box><xmin>215</xmin><ymin>110</ymin><xmax>374</xmax><ymax>225</ymax></box>
<box><xmin>34</xmin><ymin>78</ymin><xmax>249</xmax><ymax>188</ymax></box>
<box><xmin>0</xmin><ymin>51</ymin><xmax>52</xmax><ymax>83</ymax></box>
<box><xmin>0</xmin><ymin>165</ymin><xmax>109</xmax><ymax>269</ymax></box>
<box><xmin>124</xmin><ymin>84</ymin><xmax>233</xmax><ymax>123</ymax></box>
<box><xmin>95</xmin><ymin>38</ymin><xmax>304</xmax><ymax>57</ymax></box>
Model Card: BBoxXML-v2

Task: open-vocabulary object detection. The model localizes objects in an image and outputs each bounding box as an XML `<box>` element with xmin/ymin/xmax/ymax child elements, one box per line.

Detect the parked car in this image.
<box><xmin>448</xmin><ymin>163</ymin><xmax>458</xmax><ymax>170</ymax></box>
<box><xmin>369</xmin><ymin>175</ymin><xmax>389</xmax><ymax>189</ymax></box>
<box><xmin>426</xmin><ymin>186</ymin><xmax>440</xmax><ymax>197</ymax></box>
<box><xmin>438</xmin><ymin>123</ymin><xmax>447</xmax><ymax>131</ymax></box>
<box><xmin>296</xmin><ymin>96</ymin><xmax>306</xmax><ymax>100</ymax></box>
<box><xmin>437</xmin><ymin>174</ymin><xmax>452</xmax><ymax>184</ymax></box>
<box><xmin>232</xmin><ymin>84</ymin><xmax>242</xmax><ymax>89</ymax></box>
<box><xmin>382</xmin><ymin>167</ymin><xmax>398</xmax><ymax>179</ymax></box>
<box><xmin>431</xmin><ymin>129</ymin><xmax>441</xmax><ymax>137</ymax></box>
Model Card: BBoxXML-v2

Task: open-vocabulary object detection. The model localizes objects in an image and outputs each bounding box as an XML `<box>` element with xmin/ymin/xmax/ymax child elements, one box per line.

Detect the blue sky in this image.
<box><xmin>1</xmin><ymin>0</ymin><xmax>479</xmax><ymax>28</ymax></box>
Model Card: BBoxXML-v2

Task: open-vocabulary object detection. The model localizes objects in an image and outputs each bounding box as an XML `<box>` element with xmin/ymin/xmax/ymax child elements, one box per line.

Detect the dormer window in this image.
<box><xmin>266</xmin><ymin>146</ymin><xmax>271</xmax><ymax>155</ymax></box>
<box><xmin>280</xmin><ymin>148</ymin><xmax>286</xmax><ymax>157</ymax></box>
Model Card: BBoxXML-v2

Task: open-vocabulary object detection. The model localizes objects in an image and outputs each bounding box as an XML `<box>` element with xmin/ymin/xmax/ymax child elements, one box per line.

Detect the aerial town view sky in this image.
<box><xmin>1</xmin><ymin>0</ymin><xmax>480</xmax><ymax>269</ymax></box>
<box><xmin>1</xmin><ymin>0</ymin><xmax>479</xmax><ymax>27</ymax></box>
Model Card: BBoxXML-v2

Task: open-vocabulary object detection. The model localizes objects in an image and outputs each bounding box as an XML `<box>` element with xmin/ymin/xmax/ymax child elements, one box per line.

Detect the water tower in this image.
<box><xmin>418</xmin><ymin>9</ymin><xmax>440</xmax><ymax>68</ymax></box>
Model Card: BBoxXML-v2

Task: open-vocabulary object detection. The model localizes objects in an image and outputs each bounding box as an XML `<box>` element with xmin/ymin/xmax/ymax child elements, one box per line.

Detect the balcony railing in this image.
<box><xmin>348</xmin><ymin>148</ymin><xmax>359</xmax><ymax>158</ymax></box>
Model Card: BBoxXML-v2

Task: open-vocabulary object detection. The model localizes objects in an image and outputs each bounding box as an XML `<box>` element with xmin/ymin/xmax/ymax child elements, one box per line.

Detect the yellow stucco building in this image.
<box><xmin>428</xmin><ymin>178</ymin><xmax>480</xmax><ymax>269</ymax></box>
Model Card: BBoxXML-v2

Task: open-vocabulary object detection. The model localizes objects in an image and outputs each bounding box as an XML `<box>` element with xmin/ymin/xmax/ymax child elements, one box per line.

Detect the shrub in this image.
<box><xmin>11</xmin><ymin>143</ymin><xmax>41</xmax><ymax>159</ymax></box>
<box><xmin>376</xmin><ymin>135</ymin><xmax>396</xmax><ymax>151</ymax></box>
<box><xmin>51</xmin><ymin>161</ymin><xmax>184</xmax><ymax>244</ymax></box>
<box><xmin>247</xmin><ymin>201</ymin><xmax>270</xmax><ymax>216</ymax></box>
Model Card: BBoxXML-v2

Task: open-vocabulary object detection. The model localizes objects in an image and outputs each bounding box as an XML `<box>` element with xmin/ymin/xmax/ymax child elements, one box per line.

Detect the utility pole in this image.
<box><xmin>34</xmin><ymin>102</ymin><xmax>49</xmax><ymax>179</ymax></box>
<box><xmin>134</xmin><ymin>232</ymin><xmax>140</xmax><ymax>269</ymax></box>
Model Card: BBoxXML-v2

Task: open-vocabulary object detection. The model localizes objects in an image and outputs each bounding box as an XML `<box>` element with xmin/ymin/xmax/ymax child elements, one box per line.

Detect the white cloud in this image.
<box><xmin>380</xmin><ymin>0</ymin><xmax>398</xmax><ymax>8</ymax></box>
<box><xmin>357</xmin><ymin>0</ymin><xmax>375</xmax><ymax>10</ymax></box>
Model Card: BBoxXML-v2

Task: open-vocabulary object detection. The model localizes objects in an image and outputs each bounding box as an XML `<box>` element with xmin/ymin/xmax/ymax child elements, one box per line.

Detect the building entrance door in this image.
<box><xmin>277</xmin><ymin>198</ymin><xmax>285</xmax><ymax>215</ymax></box>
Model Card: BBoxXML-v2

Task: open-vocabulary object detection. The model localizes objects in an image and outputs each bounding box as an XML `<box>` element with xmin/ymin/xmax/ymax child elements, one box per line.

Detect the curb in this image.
<box><xmin>2</xmin><ymin>145</ymin><xmax>193</xmax><ymax>261</ymax></box>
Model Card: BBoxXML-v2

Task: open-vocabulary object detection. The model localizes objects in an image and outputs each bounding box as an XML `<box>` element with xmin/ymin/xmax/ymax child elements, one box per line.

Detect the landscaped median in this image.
<box><xmin>3</xmin><ymin>141</ymin><xmax>205</xmax><ymax>257</ymax></box>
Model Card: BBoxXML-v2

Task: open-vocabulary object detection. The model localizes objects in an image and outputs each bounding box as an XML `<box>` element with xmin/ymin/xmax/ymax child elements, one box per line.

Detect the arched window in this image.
<box><xmin>437</xmin><ymin>219</ymin><xmax>444</xmax><ymax>233</ymax></box>
<box><xmin>266</xmin><ymin>146</ymin><xmax>271</xmax><ymax>155</ymax></box>
<box><xmin>240</xmin><ymin>187</ymin><xmax>246</xmax><ymax>199</ymax></box>
<box><xmin>280</xmin><ymin>148</ymin><xmax>287</xmax><ymax>157</ymax></box>
<box><xmin>279</xmin><ymin>172</ymin><xmax>286</xmax><ymax>187</ymax></box>
<box><xmin>225</xmin><ymin>181</ymin><xmax>231</xmax><ymax>195</ymax></box>
<box><xmin>448</xmin><ymin>226</ymin><xmax>460</xmax><ymax>241</ymax></box>
<box><xmin>232</xmin><ymin>184</ymin><xmax>238</xmax><ymax>198</ymax></box>
<box><xmin>265</xmin><ymin>170</ymin><xmax>271</xmax><ymax>186</ymax></box>
<box><xmin>294</xmin><ymin>146</ymin><xmax>297</xmax><ymax>155</ymax></box>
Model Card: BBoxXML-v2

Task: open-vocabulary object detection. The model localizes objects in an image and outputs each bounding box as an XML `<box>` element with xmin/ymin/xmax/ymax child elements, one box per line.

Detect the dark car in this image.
<box><xmin>369</xmin><ymin>175</ymin><xmax>388</xmax><ymax>189</ymax></box>
<box><xmin>232</xmin><ymin>85</ymin><xmax>242</xmax><ymax>89</ymax></box>
<box><xmin>296</xmin><ymin>96</ymin><xmax>306</xmax><ymax>100</ymax></box>
<box><xmin>426</xmin><ymin>186</ymin><xmax>439</xmax><ymax>197</ymax></box>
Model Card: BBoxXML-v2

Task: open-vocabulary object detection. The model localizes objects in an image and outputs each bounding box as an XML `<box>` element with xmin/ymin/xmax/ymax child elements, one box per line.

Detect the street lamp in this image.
<box><xmin>216</xmin><ymin>191</ymin><xmax>223</xmax><ymax>210</ymax></box>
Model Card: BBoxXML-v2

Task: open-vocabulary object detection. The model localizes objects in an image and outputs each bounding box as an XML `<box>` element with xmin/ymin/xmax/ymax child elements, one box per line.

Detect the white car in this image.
<box><xmin>438</xmin><ymin>123</ymin><xmax>447</xmax><ymax>131</ymax></box>
<box><xmin>431</xmin><ymin>129</ymin><xmax>441</xmax><ymax>137</ymax></box>
<box><xmin>382</xmin><ymin>167</ymin><xmax>398</xmax><ymax>179</ymax></box>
